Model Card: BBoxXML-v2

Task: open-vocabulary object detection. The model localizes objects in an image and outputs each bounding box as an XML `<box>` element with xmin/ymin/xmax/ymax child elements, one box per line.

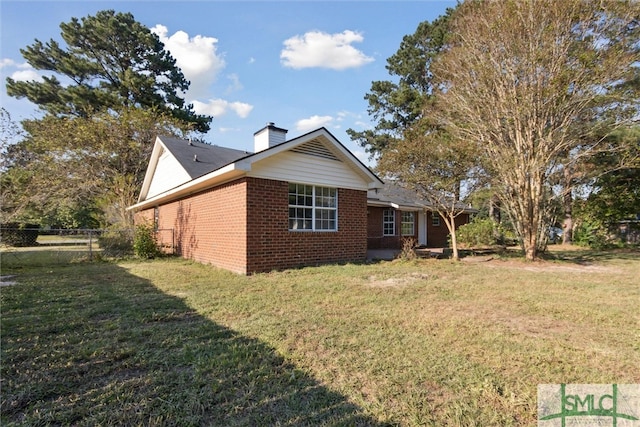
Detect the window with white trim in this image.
<box><xmin>288</xmin><ymin>183</ymin><xmax>337</xmax><ymax>231</ymax></box>
<box><xmin>383</xmin><ymin>209</ymin><xmax>395</xmax><ymax>236</ymax></box>
<box><xmin>401</xmin><ymin>211</ymin><xmax>415</xmax><ymax>236</ymax></box>
<box><xmin>432</xmin><ymin>213</ymin><xmax>441</xmax><ymax>226</ymax></box>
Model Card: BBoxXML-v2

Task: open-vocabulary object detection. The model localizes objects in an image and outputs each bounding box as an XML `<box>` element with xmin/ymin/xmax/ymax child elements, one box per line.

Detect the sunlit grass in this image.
<box><xmin>2</xmin><ymin>247</ymin><xmax>638</xmax><ymax>425</ymax></box>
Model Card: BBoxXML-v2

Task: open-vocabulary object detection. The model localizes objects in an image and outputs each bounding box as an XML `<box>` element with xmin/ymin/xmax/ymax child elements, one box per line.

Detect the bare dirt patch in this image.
<box><xmin>366</xmin><ymin>272</ymin><xmax>430</xmax><ymax>288</ymax></box>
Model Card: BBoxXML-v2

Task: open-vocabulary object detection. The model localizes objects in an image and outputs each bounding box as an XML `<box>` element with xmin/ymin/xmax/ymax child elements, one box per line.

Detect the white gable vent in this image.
<box><xmin>290</xmin><ymin>139</ymin><xmax>341</xmax><ymax>161</ymax></box>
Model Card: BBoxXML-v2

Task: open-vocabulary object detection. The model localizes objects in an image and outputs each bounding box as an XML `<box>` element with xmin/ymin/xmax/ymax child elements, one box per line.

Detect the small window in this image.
<box><xmin>401</xmin><ymin>211</ymin><xmax>415</xmax><ymax>236</ymax></box>
<box><xmin>383</xmin><ymin>209</ymin><xmax>395</xmax><ymax>236</ymax></box>
<box><xmin>432</xmin><ymin>213</ymin><xmax>441</xmax><ymax>226</ymax></box>
<box><xmin>288</xmin><ymin>183</ymin><xmax>337</xmax><ymax>231</ymax></box>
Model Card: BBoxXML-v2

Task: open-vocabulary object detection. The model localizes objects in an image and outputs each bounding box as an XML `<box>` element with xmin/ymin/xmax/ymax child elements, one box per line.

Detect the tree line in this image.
<box><xmin>349</xmin><ymin>0</ymin><xmax>639</xmax><ymax>260</ymax></box>
<box><xmin>1</xmin><ymin>10</ymin><xmax>211</xmax><ymax>231</ymax></box>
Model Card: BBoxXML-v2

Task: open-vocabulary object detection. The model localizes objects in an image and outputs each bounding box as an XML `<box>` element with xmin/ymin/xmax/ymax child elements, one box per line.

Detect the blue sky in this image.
<box><xmin>1</xmin><ymin>1</ymin><xmax>455</xmax><ymax>163</ymax></box>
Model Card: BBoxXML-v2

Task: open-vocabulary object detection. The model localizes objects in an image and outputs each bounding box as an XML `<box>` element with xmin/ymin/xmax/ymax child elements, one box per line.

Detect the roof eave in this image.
<box><xmin>128</xmin><ymin>162</ymin><xmax>250</xmax><ymax>212</ymax></box>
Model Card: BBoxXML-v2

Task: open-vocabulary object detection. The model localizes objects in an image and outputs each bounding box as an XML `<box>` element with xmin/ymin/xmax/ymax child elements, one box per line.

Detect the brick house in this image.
<box><xmin>129</xmin><ymin>123</ymin><xmax>384</xmax><ymax>274</ymax></box>
<box><xmin>366</xmin><ymin>183</ymin><xmax>476</xmax><ymax>249</ymax></box>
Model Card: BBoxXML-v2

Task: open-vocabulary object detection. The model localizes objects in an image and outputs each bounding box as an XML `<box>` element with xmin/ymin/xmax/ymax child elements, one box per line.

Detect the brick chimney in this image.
<box><xmin>254</xmin><ymin>122</ymin><xmax>288</xmax><ymax>152</ymax></box>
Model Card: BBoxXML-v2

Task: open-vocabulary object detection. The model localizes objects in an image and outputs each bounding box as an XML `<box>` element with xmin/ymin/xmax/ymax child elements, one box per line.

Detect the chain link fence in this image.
<box><xmin>1</xmin><ymin>228</ymin><xmax>174</xmax><ymax>268</ymax></box>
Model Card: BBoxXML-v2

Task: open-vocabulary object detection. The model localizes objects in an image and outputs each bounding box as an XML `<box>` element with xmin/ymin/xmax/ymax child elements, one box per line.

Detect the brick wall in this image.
<box><xmin>137</xmin><ymin>179</ymin><xmax>248</xmax><ymax>274</ymax></box>
<box><xmin>366</xmin><ymin>207</ymin><xmax>470</xmax><ymax>249</ymax></box>
<box><xmin>366</xmin><ymin>207</ymin><xmax>418</xmax><ymax>249</ymax></box>
<box><xmin>246</xmin><ymin>178</ymin><xmax>368</xmax><ymax>273</ymax></box>
<box><xmin>426</xmin><ymin>212</ymin><xmax>470</xmax><ymax>247</ymax></box>
<box><xmin>135</xmin><ymin>176</ymin><xmax>369</xmax><ymax>274</ymax></box>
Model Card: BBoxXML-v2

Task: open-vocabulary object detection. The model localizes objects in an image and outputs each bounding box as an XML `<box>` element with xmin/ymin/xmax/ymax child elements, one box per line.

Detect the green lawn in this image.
<box><xmin>1</xmin><ymin>248</ymin><xmax>639</xmax><ymax>426</ymax></box>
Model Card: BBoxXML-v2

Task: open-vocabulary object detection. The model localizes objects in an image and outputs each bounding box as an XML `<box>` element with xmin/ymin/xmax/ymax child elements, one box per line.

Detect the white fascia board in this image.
<box><xmin>137</xmin><ymin>136</ymin><xmax>191</xmax><ymax>202</ymax></box>
<box><xmin>128</xmin><ymin>162</ymin><xmax>251</xmax><ymax>211</ymax></box>
<box><xmin>367</xmin><ymin>200</ymin><xmax>421</xmax><ymax>212</ymax></box>
<box><xmin>367</xmin><ymin>200</ymin><xmax>393</xmax><ymax>207</ymax></box>
<box><xmin>137</xmin><ymin>138</ymin><xmax>164</xmax><ymax>202</ymax></box>
<box><xmin>415</xmin><ymin>202</ymin><xmax>477</xmax><ymax>214</ymax></box>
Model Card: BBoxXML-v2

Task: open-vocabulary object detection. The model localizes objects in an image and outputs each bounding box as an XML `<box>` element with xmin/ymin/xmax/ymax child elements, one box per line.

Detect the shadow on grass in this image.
<box><xmin>486</xmin><ymin>245</ymin><xmax>640</xmax><ymax>264</ymax></box>
<box><xmin>1</xmin><ymin>247</ymin><xmax>97</xmax><ymax>268</ymax></box>
<box><xmin>542</xmin><ymin>246</ymin><xmax>640</xmax><ymax>264</ymax></box>
<box><xmin>1</xmin><ymin>262</ymin><xmax>386</xmax><ymax>426</ymax></box>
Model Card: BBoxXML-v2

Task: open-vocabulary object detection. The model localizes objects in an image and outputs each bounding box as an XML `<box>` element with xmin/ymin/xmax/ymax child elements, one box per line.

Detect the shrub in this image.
<box><xmin>1</xmin><ymin>223</ymin><xmax>40</xmax><ymax>247</ymax></box>
<box><xmin>573</xmin><ymin>220</ymin><xmax>609</xmax><ymax>250</ymax></box>
<box><xmin>399</xmin><ymin>237</ymin><xmax>417</xmax><ymax>260</ymax></box>
<box><xmin>133</xmin><ymin>224</ymin><xmax>160</xmax><ymax>259</ymax></box>
<box><xmin>456</xmin><ymin>218</ymin><xmax>498</xmax><ymax>248</ymax></box>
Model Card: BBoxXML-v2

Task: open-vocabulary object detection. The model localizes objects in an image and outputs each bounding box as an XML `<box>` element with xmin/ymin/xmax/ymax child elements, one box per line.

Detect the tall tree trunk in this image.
<box><xmin>562</xmin><ymin>166</ymin><xmax>573</xmax><ymax>244</ymax></box>
<box><xmin>444</xmin><ymin>213</ymin><xmax>460</xmax><ymax>261</ymax></box>
<box><xmin>523</xmin><ymin>227</ymin><xmax>538</xmax><ymax>261</ymax></box>
<box><xmin>489</xmin><ymin>194</ymin><xmax>501</xmax><ymax>224</ymax></box>
<box><xmin>489</xmin><ymin>193</ymin><xmax>502</xmax><ymax>244</ymax></box>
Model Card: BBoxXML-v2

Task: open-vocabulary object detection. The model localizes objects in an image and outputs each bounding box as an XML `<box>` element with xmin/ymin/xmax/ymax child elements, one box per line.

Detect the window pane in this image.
<box><xmin>289</xmin><ymin>183</ymin><xmax>337</xmax><ymax>231</ymax></box>
<box><xmin>383</xmin><ymin>209</ymin><xmax>395</xmax><ymax>236</ymax></box>
<box><xmin>401</xmin><ymin>212</ymin><xmax>415</xmax><ymax>235</ymax></box>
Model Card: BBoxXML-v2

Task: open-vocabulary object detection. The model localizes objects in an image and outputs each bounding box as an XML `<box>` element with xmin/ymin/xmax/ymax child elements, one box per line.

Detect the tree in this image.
<box><xmin>6</xmin><ymin>10</ymin><xmax>211</xmax><ymax>132</ymax></box>
<box><xmin>1</xmin><ymin>108</ymin><xmax>191</xmax><ymax>228</ymax></box>
<box><xmin>576</xmin><ymin>125</ymin><xmax>640</xmax><ymax>236</ymax></box>
<box><xmin>0</xmin><ymin>108</ymin><xmax>23</xmax><ymax>159</ymax></box>
<box><xmin>346</xmin><ymin>7</ymin><xmax>456</xmax><ymax>159</ymax></box>
<box><xmin>431</xmin><ymin>0</ymin><xmax>639</xmax><ymax>260</ymax></box>
<box><xmin>377</xmin><ymin>117</ymin><xmax>480</xmax><ymax>261</ymax></box>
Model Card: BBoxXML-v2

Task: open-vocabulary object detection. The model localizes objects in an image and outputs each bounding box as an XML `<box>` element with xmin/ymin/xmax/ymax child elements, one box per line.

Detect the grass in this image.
<box><xmin>2</xmin><ymin>246</ymin><xmax>639</xmax><ymax>426</ymax></box>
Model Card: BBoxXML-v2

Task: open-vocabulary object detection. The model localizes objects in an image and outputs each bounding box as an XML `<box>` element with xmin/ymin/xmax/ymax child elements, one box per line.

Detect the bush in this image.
<box><xmin>133</xmin><ymin>224</ymin><xmax>160</xmax><ymax>259</ymax></box>
<box><xmin>573</xmin><ymin>220</ymin><xmax>609</xmax><ymax>250</ymax></box>
<box><xmin>98</xmin><ymin>229</ymin><xmax>134</xmax><ymax>257</ymax></box>
<box><xmin>1</xmin><ymin>223</ymin><xmax>40</xmax><ymax>247</ymax></box>
<box><xmin>399</xmin><ymin>237</ymin><xmax>417</xmax><ymax>260</ymax></box>
<box><xmin>456</xmin><ymin>218</ymin><xmax>499</xmax><ymax>248</ymax></box>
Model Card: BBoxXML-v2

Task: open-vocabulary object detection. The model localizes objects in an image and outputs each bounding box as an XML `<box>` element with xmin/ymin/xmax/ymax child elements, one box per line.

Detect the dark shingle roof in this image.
<box><xmin>370</xmin><ymin>182</ymin><xmax>477</xmax><ymax>213</ymax></box>
<box><xmin>158</xmin><ymin>135</ymin><xmax>250</xmax><ymax>179</ymax></box>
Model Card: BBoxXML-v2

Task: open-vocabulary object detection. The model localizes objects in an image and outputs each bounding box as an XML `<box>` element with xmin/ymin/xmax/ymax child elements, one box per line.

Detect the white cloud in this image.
<box><xmin>229</xmin><ymin>102</ymin><xmax>253</xmax><ymax>118</ymax></box>
<box><xmin>151</xmin><ymin>24</ymin><xmax>225</xmax><ymax>98</ymax></box>
<box><xmin>192</xmin><ymin>98</ymin><xmax>253</xmax><ymax>118</ymax></box>
<box><xmin>281</xmin><ymin>30</ymin><xmax>374</xmax><ymax>70</ymax></box>
<box><xmin>1</xmin><ymin>60</ymin><xmax>43</xmax><ymax>82</ymax></box>
<box><xmin>10</xmin><ymin>69</ymin><xmax>42</xmax><ymax>82</ymax></box>
<box><xmin>354</xmin><ymin>120</ymin><xmax>370</xmax><ymax>129</ymax></box>
<box><xmin>0</xmin><ymin>58</ymin><xmax>18</xmax><ymax>69</ymax></box>
<box><xmin>225</xmin><ymin>73</ymin><xmax>243</xmax><ymax>94</ymax></box>
<box><xmin>296</xmin><ymin>115</ymin><xmax>334</xmax><ymax>132</ymax></box>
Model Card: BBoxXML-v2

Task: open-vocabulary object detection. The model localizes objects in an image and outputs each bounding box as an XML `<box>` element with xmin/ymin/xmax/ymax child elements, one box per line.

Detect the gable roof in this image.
<box><xmin>160</xmin><ymin>136</ymin><xmax>249</xmax><ymax>180</ymax></box>
<box><xmin>130</xmin><ymin>127</ymin><xmax>383</xmax><ymax>211</ymax></box>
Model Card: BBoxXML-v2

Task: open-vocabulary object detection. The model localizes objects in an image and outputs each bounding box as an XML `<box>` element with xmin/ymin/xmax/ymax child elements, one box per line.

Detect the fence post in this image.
<box><xmin>89</xmin><ymin>229</ymin><xmax>93</xmax><ymax>261</ymax></box>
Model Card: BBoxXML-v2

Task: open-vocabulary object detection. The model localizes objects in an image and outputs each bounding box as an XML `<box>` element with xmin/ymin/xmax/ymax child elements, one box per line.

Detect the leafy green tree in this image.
<box><xmin>346</xmin><ymin>7</ymin><xmax>456</xmax><ymax>159</ymax></box>
<box><xmin>377</xmin><ymin>117</ymin><xmax>480</xmax><ymax>261</ymax></box>
<box><xmin>1</xmin><ymin>108</ymin><xmax>191</xmax><ymax>228</ymax></box>
<box><xmin>6</xmin><ymin>10</ymin><xmax>211</xmax><ymax>132</ymax></box>
<box><xmin>575</xmin><ymin>126</ymin><xmax>640</xmax><ymax>240</ymax></box>
<box><xmin>431</xmin><ymin>0</ymin><xmax>639</xmax><ymax>260</ymax></box>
